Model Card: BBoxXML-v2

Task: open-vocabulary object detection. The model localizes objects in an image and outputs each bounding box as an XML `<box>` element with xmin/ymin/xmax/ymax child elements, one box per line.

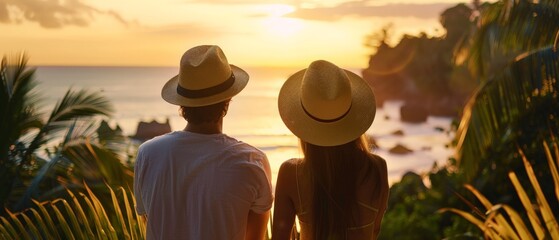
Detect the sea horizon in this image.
<box><xmin>30</xmin><ymin>63</ymin><xmax>367</xmax><ymax>71</ymax></box>
<box><xmin>34</xmin><ymin>65</ymin><xmax>454</xmax><ymax>186</ymax></box>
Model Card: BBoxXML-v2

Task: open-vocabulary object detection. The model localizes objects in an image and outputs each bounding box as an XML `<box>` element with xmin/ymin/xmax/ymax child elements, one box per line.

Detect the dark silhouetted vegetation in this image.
<box><xmin>376</xmin><ymin>0</ymin><xmax>559</xmax><ymax>239</ymax></box>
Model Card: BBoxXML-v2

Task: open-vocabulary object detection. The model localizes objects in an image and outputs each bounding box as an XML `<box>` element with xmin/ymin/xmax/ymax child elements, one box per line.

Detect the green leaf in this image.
<box><xmin>456</xmin><ymin>46</ymin><xmax>559</xmax><ymax>180</ymax></box>
<box><xmin>66</xmin><ymin>189</ymin><xmax>95</xmax><ymax>239</ymax></box>
<box><xmin>19</xmin><ymin>211</ymin><xmax>43</xmax><ymax>240</ymax></box>
<box><xmin>53</xmin><ymin>198</ymin><xmax>85</xmax><ymax>239</ymax></box>
<box><xmin>0</xmin><ymin>222</ymin><xmax>14</xmax><ymax>240</ymax></box>
<box><xmin>439</xmin><ymin>208</ymin><xmax>500</xmax><ymax>238</ymax></box>
<box><xmin>519</xmin><ymin>149</ymin><xmax>559</xmax><ymax>237</ymax></box>
<box><xmin>79</xmin><ymin>192</ymin><xmax>107</xmax><ymax>239</ymax></box>
<box><xmin>27</xmin><ymin>208</ymin><xmax>53</xmax><ymax>239</ymax></box>
<box><xmin>485</xmin><ymin>204</ymin><xmax>520</xmax><ymax>240</ymax></box>
<box><xmin>502</xmin><ymin>205</ymin><xmax>534</xmax><ymax>240</ymax></box>
<box><xmin>32</xmin><ymin>199</ymin><xmax>61</xmax><ymax>239</ymax></box>
<box><xmin>5</xmin><ymin>209</ymin><xmax>31</xmax><ymax>240</ymax></box>
<box><xmin>0</xmin><ymin>216</ymin><xmax>17</xmax><ymax>239</ymax></box>
<box><xmin>84</xmin><ymin>184</ymin><xmax>117</xmax><ymax>240</ymax></box>
<box><xmin>119</xmin><ymin>187</ymin><xmax>141</xmax><ymax>240</ymax></box>
<box><xmin>508</xmin><ymin>172</ymin><xmax>545</xmax><ymax>239</ymax></box>
<box><xmin>50</xmin><ymin>201</ymin><xmax>75</xmax><ymax>240</ymax></box>
<box><xmin>464</xmin><ymin>184</ymin><xmax>495</xmax><ymax>210</ymax></box>
<box><xmin>107</xmin><ymin>183</ymin><xmax>130</xmax><ymax>239</ymax></box>
<box><xmin>543</xmin><ymin>141</ymin><xmax>559</xmax><ymax>202</ymax></box>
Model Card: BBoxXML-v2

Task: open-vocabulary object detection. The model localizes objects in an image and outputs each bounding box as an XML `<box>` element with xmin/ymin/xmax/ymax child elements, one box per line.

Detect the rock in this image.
<box><xmin>391</xmin><ymin>129</ymin><xmax>404</xmax><ymax>136</ymax></box>
<box><xmin>421</xmin><ymin>146</ymin><xmax>432</xmax><ymax>151</ymax></box>
<box><xmin>400</xmin><ymin>103</ymin><xmax>428</xmax><ymax>123</ymax></box>
<box><xmin>132</xmin><ymin>119</ymin><xmax>172</xmax><ymax>142</ymax></box>
<box><xmin>389</xmin><ymin>143</ymin><xmax>414</xmax><ymax>154</ymax></box>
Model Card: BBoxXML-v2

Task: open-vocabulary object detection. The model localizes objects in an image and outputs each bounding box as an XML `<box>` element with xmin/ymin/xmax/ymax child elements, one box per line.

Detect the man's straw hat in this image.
<box><xmin>278</xmin><ymin>60</ymin><xmax>376</xmax><ymax>146</ymax></box>
<box><xmin>162</xmin><ymin>45</ymin><xmax>249</xmax><ymax>107</ymax></box>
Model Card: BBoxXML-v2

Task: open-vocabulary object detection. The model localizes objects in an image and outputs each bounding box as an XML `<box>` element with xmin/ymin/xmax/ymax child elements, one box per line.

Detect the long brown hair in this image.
<box><xmin>301</xmin><ymin>135</ymin><xmax>378</xmax><ymax>240</ymax></box>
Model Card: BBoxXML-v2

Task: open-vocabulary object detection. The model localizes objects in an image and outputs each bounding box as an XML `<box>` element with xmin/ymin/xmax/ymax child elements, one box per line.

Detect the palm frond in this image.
<box><xmin>62</xmin><ymin>139</ymin><xmax>133</xmax><ymax>186</ymax></box>
<box><xmin>518</xmin><ymin>148</ymin><xmax>559</xmax><ymax>236</ymax></box>
<box><xmin>0</xmin><ymin>53</ymin><xmax>43</xmax><ymax>163</ymax></box>
<box><xmin>444</xmin><ymin>138</ymin><xmax>559</xmax><ymax>239</ymax></box>
<box><xmin>0</xmin><ymin>184</ymin><xmax>145</xmax><ymax>239</ymax></box>
<box><xmin>48</xmin><ymin>88</ymin><xmax>113</xmax><ymax>123</ymax></box>
<box><xmin>11</xmin><ymin>154</ymin><xmax>66</xmax><ymax>211</ymax></box>
<box><xmin>488</xmin><ymin>0</ymin><xmax>559</xmax><ymax>50</ymax></box>
<box><xmin>439</xmin><ymin>207</ymin><xmax>500</xmax><ymax>238</ymax></box>
<box><xmin>455</xmin><ymin>46</ymin><xmax>559</xmax><ymax>179</ymax></box>
<box><xmin>23</xmin><ymin>88</ymin><xmax>114</xmax><ymax>163</ymax></box>
<box><xmin>58</xmin><ymin>119</ymin><xmax>131</xmax><ymax>162</ymax></box>
<box><xmin>13</xmin><ymin>137</ymin><xmax>133</xmax><ymax>211</ymax></box>
<box><xmin>12</xmin><ymin>119</ymin><xmax>130</xmax><ymax>207</ymax></box>
<box><xmin>465</xmin><ymin>0</ymin><xmax>559</xmax><ymax>76</ymax></box>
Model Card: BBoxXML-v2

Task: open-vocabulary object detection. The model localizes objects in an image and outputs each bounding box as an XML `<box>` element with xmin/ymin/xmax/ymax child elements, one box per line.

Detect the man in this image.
<box><xmin>134</xmin><ymin>45</ymin><xmax>273</xmax><ymax>240</ymax></box>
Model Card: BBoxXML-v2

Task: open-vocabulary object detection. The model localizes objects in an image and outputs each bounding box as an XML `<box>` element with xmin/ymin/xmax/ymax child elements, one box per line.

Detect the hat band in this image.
<box><xmin>176</xmin><ymin>73</ymin><xmax>236</xmax><ymax>99</ymax></box>
<box><xmin>301</xmin><ymin>101</ymin><xmax>352</xmax><ymax>123</ymax></box>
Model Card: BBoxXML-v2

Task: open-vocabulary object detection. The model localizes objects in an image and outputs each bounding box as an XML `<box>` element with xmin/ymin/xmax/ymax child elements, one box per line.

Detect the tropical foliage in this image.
<box><xmin>1</xmin><ymin>0</ymin><xmax>557</xmax><ymax>239</ymax></box>
<box><xmin>0</xmin><ymin>54</ymin><xmax>135</xmax><ymax>215</ymax></box>
<box><xmin>455</xmin><ymin>45</ymin><xmax>559</xmax><ymax>185</ymax></box>
<box><xmin>0</xmin><ymin>183</ymin><xmax>145</xmax><ymax>239</ymax></box>
<box><xmin>378</xmin><ymin>1</ymin><xmax>559</xmax><ymax>238</ymax></box>
<box><xmin>442</xmin><ymin>138</ymin><xmax>559</xmax><ymax>239</ymax></box>
<box><xmin>456</xmin><ymin>0</ymin><xmax>559</xmax><ymax>180</ymax></box>
<box><xmin>464</xmin><ymin>0</ymin><xmax>559</xmax><ymax>77</ymax></box>
<box><xmin>378</xmin><ymin>166</ymin><xmax>484</xmax><ymax>239</ymax></box>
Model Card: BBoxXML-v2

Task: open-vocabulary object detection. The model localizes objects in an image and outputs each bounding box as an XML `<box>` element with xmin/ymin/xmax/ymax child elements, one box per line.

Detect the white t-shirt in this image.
<box><xmin>134</xmin><ymin>131</ymin><xmax>273</xmax><ymax>240</ymax></box>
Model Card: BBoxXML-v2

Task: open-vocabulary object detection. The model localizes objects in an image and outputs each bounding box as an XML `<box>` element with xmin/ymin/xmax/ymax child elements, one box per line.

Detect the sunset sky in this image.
<box><xmin>1</xmin><ymin>0</ymin><xmax>467</xmax><ymax>68</ymax></box>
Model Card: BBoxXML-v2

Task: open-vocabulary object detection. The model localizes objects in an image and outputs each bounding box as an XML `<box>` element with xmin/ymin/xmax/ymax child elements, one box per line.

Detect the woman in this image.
<box><xmin>272</xmin><ymin>60</ymin><xmax>389</xmax><ymax>240</ymax></box>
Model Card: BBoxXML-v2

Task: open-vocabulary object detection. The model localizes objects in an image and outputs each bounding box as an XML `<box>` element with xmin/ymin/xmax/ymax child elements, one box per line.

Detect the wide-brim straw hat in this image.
<box><xmin>278</xmin><ymin>60</ymin><xmax>376</xmax><ymax>146</ymax></box>
<box><xmin>162</xmin><ymin>45</ymin><xmax>249</xmax><ymax>107</ymax></box>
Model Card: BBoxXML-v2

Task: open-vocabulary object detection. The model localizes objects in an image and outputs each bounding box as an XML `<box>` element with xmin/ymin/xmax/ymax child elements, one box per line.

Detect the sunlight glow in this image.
<box><xmin>2</xmin><ymin>0</ymin><xmax>456</xmax><ymax>67</ymax></box>
<box><xmin>256</xmin><ymin>4</ymin><xmax>304</xmax><ymax>38</ymax></box>
<box><xmin>262</xmin><ymin>17</ymin><xmax>304</xmax><ymax>37</ymax></box>
<box><xmin>262</xmin><ymin>4</ymin><xmax>296</xmax><ymax>17</ymax></box>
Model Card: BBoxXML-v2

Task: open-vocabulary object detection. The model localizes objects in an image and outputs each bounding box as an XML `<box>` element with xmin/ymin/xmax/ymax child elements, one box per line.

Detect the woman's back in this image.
<box><xmin>273</xmin><ymin>60</ymin><xmax>389</xmax><ymax>240</ymax></box>
<box><xmin>275</xmin><ymin>152</ymin><xmax>388</xmax><ymax>240</ymax></box>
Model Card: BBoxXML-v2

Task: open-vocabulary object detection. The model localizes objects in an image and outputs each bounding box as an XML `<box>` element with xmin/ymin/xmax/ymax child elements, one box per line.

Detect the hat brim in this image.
<box><xmin>278</xmin><ymin>69</ymin><xmax>376</xmax><ymax>146</ymax></box>
<box><xmin>161</xmin><ymin>65</ymin><xmax>249</xmax><ymax>107</ymax></box>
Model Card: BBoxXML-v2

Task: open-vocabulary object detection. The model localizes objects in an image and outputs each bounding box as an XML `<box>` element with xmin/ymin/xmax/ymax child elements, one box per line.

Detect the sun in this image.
<box><xmin>265</xmin><ymin>4</ymin><xmax>296</xmax><ymax>17</ymax></box>
<box><xmin>261</xmin><ymin>4</ymin><xmax>303</xmax><ymax>38</ymax></box>
<box><xmin>263</xmin><ymin>17</ymin><xmax>303</xmax><ymax>37</ymax></box>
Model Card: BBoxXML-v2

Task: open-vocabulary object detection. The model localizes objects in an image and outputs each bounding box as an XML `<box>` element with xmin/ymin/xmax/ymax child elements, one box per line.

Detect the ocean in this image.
<box><xmin>34</xmin><ymin>66</ymin><xmax>454</xmax><ymax>186</ymax></box>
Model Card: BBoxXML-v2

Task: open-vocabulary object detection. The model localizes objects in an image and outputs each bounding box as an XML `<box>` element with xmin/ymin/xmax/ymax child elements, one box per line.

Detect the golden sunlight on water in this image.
<box><xmin>36</xmin><ymin>66</ymin><xmax>453</xmax><ymax>187</ymax></box>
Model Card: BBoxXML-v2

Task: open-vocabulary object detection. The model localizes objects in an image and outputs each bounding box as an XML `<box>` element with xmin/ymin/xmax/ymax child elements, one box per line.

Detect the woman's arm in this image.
<box><xmin>272</xmin><ymin>161</ymin><xmax>297</xmax><ymax>240</ymax></box>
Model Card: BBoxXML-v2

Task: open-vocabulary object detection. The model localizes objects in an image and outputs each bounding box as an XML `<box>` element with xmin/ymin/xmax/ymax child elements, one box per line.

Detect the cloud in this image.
<box><xmin>286</xmin><ymin>1</ymin><xmax>456</xmax><ymax>21</ymax></box>
<box><xmin>0</xmin><ymin>0</ymin><xmax>132</xmax><ymax>28</ymax></box>
<box><xmin>186</xmin><ymin>0</ymin><xmax>294</xmax><ymax>4</ymax></box>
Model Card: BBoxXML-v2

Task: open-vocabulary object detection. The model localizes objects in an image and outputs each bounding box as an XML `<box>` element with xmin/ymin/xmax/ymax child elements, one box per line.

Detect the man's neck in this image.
<box><xmin>184</xmin><ymin>121</ymin><xmax>222</xmax><ymax>134</ymax></box>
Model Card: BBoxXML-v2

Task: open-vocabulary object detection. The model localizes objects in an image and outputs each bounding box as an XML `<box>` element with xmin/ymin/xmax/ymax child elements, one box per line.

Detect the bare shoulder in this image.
<box><xmin>366</xmin><ymin>154</ymin><xmax>389</xmax><ymax>188</ymax></box>
<box><xmin>280</xmin><ymin>158</ymin><xmax>301</xmax><ymax>168</ymax></box>
<box><xmin>368</xmin><ymin>154</ymin><xmax>387</xmax><ymax>171</ymax></box>
<box><xmin>369</xmin><ymin>153</ymin><xmax>387</xmax><ymax>172</ymax></box>
<box><xmin>278</xmin><ymin>158</ymin><xmax>302</xmax><ymax>178</ymax></box>
<box><xmin>275</xmin><ymin>159</ymin><xmax>302</xmax><ymax>204</ymax></box>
